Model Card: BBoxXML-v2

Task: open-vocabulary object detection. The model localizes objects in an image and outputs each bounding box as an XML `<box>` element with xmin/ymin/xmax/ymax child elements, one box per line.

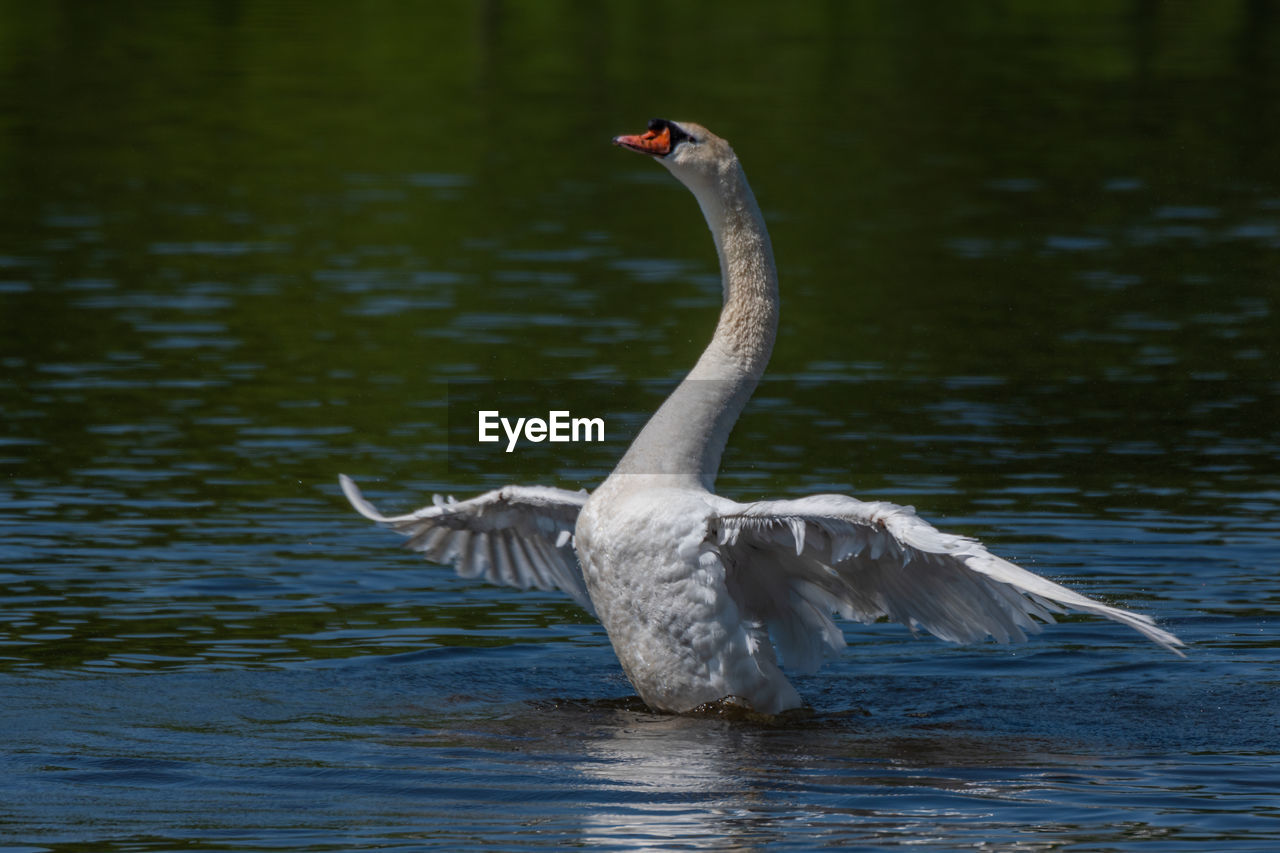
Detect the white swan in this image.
<box><xmin>340</xmin><ymin>118</ymin><xmax>1184</xmax><ymax>714</ymax></box>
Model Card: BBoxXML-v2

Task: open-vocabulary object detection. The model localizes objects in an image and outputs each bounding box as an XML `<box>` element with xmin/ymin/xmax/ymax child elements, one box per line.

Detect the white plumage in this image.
<box><xmin>340</xmin><ymin>474</ymin><xmax>593</xmax><ymax>615</ymax></box>
<box><xmin>340</xmin><ymin>118</ymin><xmax>1183</xmax><ymax>715</ymax></box>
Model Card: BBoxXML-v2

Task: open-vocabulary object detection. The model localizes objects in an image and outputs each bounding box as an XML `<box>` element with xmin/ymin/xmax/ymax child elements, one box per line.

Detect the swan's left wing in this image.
<box><xmin>708</xmin><ymin>494</ymin><xmax>1184</xmax><ymax>672</ymax></box>
<box><xmin>340</xmin><ymin>474</ymin><xmax>595</xmax><ymax>616</ymax></box>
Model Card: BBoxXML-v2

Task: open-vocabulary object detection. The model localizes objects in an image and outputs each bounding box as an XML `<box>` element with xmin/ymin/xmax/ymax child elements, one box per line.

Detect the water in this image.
<box><xmin>1</xmin><ymin>2</ymin><xmax>1278</xmax><ymax>849</ymax></box>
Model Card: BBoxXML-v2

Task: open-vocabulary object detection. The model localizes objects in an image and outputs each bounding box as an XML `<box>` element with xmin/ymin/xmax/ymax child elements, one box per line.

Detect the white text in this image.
<box><xmin>477</xmin><ymin>410</ymin><xmax>605</xmax><ymax>452</ymax></box>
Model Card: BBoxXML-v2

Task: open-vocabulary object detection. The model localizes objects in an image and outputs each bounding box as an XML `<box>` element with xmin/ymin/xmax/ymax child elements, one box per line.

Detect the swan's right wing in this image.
<box><xmin>339</xmin><ymin>474</ymin><xmax>595</xmax><ymax>617</ymax></box>
<box><xmin>709</xmin><ymin>494</ymin><xmax>1183</xmax><ymax>672</ymax></box>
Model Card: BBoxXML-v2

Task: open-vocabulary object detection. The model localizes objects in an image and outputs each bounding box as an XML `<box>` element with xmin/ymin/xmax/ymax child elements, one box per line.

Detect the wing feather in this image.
<box><xmin>339</xmin><ymin>474</ymin><xmax>595</xmax><ymax>616</ymax></box>
<box><xmin>710</xmin><ymin>494</ymin><xmax>1183</xmax><ymax>670</ymax></box>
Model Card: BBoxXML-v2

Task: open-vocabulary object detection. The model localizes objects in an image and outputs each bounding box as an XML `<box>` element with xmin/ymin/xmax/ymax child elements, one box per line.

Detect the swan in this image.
<box><xmin>339</xmin><ymin>118</ymin><xmax>1184</xmax><ymax>714</ymax></box>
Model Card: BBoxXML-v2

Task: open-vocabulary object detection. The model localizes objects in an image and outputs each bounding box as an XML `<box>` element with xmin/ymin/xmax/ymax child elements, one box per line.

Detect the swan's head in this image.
<box><xmin>613</xmin><ymin>118</ymin><xmax>735</xmax><ymax>187</ymax></box>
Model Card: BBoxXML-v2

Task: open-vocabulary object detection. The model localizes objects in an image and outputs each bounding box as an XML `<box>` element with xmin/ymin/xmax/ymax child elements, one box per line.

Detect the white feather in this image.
<box><xmin>338</xmin><ymin>474</ymin><xmax>594</xmax><ymax>615</ymax></box>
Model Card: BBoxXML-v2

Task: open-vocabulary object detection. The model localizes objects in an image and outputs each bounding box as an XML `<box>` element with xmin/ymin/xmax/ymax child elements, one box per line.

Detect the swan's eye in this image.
<box><xmin>666</xmin><ymin>122</ymin><xmax>695</xmax><ymax>149</ymax></box>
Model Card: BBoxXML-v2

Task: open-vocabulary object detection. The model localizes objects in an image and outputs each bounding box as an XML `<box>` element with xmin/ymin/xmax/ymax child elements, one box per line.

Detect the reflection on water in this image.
<box><xmin>578</xmin><ymin>712</ymin><xmax>761</xmax><ymax>849</ymax></box>
<box><xmin>1</xmin><ymin>1</ymin><xmax>1278</xmax><ymax>850</ymax></box>
<box><xmin>3</xmin><ymin>659</ymin><xmax>1275</xmax><ymax>850</ymax></box>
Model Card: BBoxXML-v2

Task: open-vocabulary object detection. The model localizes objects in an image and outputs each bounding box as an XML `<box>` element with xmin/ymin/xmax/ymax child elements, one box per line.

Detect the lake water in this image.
<box><xmin>1</xmin><ymin>2</ymin><xmax>1277</xmax><ymax>850</ymax></box>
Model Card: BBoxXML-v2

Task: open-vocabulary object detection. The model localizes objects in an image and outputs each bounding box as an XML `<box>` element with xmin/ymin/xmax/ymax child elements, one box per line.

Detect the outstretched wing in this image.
<box><xmin>340</xmin><ymin>474</ymin><xmax>595</xmax><ymax>616</ymax></box>
<box><xmin>708</xmin><ymin>494</ymin><xmax>1183</xmax><ymax>672</ymax></box>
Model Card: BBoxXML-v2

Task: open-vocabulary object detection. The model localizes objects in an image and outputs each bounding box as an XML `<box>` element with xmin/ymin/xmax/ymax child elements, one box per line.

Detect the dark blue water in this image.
<box><xmin>2</xmin><ymin>2</ymin><xmax>1278</xmax><ymax>850</ymax></box>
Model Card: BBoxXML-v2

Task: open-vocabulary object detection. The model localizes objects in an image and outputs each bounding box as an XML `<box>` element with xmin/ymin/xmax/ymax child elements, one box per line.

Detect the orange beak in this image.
<box><xmin>613</xmin><ymin>123</ymin><xmax>673</xmax><ymax>157</ymax></box>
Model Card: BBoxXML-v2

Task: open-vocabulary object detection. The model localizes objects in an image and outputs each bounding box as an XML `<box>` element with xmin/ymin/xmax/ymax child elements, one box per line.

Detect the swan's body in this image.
<box><xmin>340</xmin><ymin>119</ymin><xmax>1183</xmax><ymax>714</ymax></box>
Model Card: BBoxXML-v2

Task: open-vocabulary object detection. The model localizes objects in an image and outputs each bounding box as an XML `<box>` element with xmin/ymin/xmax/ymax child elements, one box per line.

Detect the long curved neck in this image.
<box><xmin>613</xmin><ymin>160</ymin><xmax>779</xmax><ymax>490</ymax></box>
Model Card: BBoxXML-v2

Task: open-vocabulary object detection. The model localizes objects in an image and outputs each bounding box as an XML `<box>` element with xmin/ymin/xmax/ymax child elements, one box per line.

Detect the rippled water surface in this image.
<box><xmin>2</xmin><ymin>3</ymin><xmax>1278</xmax><ymax>850</ymax></box>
